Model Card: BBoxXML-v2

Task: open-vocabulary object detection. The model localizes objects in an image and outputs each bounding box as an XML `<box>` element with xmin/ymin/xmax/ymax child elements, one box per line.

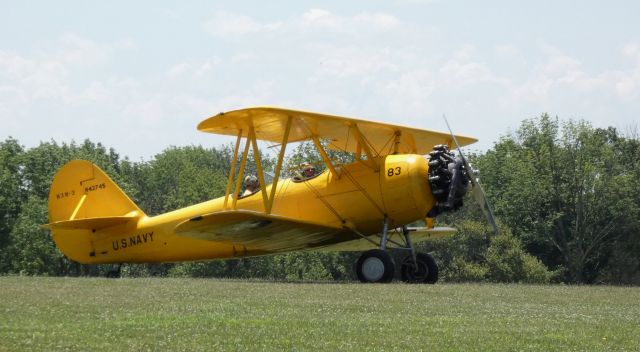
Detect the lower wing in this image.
<box><xmin>319</xmin><ymin>227</ymin><xmax>456</xmax><ymax>252</ymax></box>
<box><xmin>174</xmin><ymin>210</ymin><xmax>357</xmax><ymax>253</ymax></box>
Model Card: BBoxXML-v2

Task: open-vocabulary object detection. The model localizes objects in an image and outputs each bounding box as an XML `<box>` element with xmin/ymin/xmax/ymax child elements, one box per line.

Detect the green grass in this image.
<box><xmin>1</xmin><ymin>277</ymin><xmax>639</xmax><ymax>351</ymax></box>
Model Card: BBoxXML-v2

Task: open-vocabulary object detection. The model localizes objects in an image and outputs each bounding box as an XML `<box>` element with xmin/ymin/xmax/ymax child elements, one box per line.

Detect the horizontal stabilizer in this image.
<box><xmin>175</xmin><ymin>210</ymin><xmax>353</xmax><ymax>252</ymax></box>
<box><xmin>41</xmin><ymin>215</ymin><xmax>137</xmax><ymax>231</ymax></box>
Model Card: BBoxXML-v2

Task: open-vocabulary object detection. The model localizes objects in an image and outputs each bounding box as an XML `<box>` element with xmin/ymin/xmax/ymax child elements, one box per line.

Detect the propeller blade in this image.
<box><xmin>443</xmin><ymin>115</ymin><xmax>499</xmax><ymax>235</ymax></box>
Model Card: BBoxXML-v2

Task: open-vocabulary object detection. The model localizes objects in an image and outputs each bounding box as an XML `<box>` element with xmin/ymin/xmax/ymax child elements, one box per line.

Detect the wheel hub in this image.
<box><xmin>361</xmin><ymin>257</ymin><xmax>385</xmax><ymax>282</ymax></box>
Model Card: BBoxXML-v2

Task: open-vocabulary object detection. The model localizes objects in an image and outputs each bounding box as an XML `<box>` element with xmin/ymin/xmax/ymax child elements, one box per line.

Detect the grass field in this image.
<box><xmin>1</xmin><ymin>277</ymin><xmax>639</xmax><ymax>351</ymax></box>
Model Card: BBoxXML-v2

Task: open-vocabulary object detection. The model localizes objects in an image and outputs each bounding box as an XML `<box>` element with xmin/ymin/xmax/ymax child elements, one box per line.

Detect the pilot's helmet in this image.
<box><xmin>244</xmin><ymin>175</ymin><xmax>258</xmax><ymax>188</ymax></box>
<box><xmin>301</xmin><ymin>162</ymin><xmax>316</xmax><ymax>176</ymax></box>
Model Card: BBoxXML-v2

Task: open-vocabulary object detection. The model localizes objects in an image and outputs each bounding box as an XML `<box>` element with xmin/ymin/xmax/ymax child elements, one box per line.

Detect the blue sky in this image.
<box><xmin>1</xmin><ymin>1</ymin><xmax>639</xmax><ymax>159</ymax></box>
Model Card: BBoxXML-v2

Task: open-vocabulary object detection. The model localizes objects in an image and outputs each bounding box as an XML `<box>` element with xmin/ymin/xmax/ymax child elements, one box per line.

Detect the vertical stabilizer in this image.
<box><xmin>46</xmin><ymin>160</ymin><xmax>145</xmax><ymax>263</ymax></box>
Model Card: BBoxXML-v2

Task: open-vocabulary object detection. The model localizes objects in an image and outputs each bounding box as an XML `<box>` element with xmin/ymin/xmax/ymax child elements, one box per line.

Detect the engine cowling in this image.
<box><xmin>426</xmin><ymin>145</ymin><xmax>470</xmax><ymax>217</ymax></box>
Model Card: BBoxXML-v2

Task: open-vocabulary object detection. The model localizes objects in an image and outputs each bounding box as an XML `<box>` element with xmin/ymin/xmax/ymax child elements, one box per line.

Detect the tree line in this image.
<box><xmin>0</xmin><ymin>114</ymin><xmax>638</xmax><ymax>283</ymax></box>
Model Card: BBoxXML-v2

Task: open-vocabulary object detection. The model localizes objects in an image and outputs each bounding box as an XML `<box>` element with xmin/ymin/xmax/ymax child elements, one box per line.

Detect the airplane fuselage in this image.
<box><xmin>53</xmin><ymin>154</ymin><xmax>434</xmax><ymax>264</ymax></box>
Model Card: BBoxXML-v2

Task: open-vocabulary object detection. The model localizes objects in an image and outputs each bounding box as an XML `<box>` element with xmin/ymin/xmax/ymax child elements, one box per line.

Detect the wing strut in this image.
<box><xmin>231</xmin><ymin>128</ymin><xmax>252</xmax><ymax>210</ymax></box>
<box><xmin>311</xmin><ymin>135</ymin><xmax>340</xmax><ymax>179</ymax></box>
<box><xmin>223</xmin><ymin>129</ymin><xmax>243</xmax><ymax>209</ymax></box>
<box><xmin>350</xmin><ymin>124</ymin><xmax>379</xmax><ymax>171</ymax></box>
<box><xmin>226</xmin><ymin>117</ymin><xmax>293</xmax><ymax>213</ymax></box>
<box><xmin>266</xmin><ymin>116</ymin><xmax>292</xmax><ymax>213</ymax></box>
<box><xmin>249</xmin><ymin>126</ymin><xmax>270</xmax><ymax>210</ymax></box>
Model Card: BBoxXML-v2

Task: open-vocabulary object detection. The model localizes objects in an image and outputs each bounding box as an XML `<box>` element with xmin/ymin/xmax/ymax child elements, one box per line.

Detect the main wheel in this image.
<box><xmin>356</xmin><ymin>249</ymin><xmax>395</xmax><ymax>283</ymax></box>
<box><xmin>400</xmin><ymin>252</ymin><xmax>438</xmax><ymax>284</ymax></box>
<box><xmin>105</xmin><ymin>270</ymin><xmax>120</xmax><ymax>278</ymax></box>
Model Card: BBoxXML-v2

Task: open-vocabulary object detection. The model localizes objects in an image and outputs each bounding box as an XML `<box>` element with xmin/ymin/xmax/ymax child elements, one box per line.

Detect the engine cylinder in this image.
<box><xmin>426</xmin><ymin>145</ymin><xmax>470</xmax><ymax>217</ymax></box>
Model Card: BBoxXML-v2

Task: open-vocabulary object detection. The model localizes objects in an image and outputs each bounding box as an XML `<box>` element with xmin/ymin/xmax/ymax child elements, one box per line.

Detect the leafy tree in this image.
<box><xmin>284</xmin><ymin>140</ymin><xmax>355</xmax><ymax>177</ymax></box>
<box><xmin>139</xmin><ymin>146</ymin><xmax>230</xmax><ymax>215</ymax></box>
<box><xmin>5</xmin><ymin>196</ymin><xmax>63</xmax><ymax>275</ymax></box>
<box><xmin>0</xmin><ymin>138</ymin><xmax>24</xmax><ymax>271</ymax></box>
<box><xmin>424</xmin><ymin>220</ymin><xmax>552</xmax><ymax>283</ymax></box>
<box><xmin>475</xmin><ymin>115</ymin><xmax>640</xmax><ymax>283</ymax></box>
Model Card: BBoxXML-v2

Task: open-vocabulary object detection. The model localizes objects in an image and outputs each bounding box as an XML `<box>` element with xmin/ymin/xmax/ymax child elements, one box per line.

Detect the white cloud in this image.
<box><xmin>438</xmin><ymin>46</ymin><xmax>508</xmax><ymax>89</ymax></box>
<box><xmin>300</xmin><ymin>8</ymin><xmax>399</xmax><ymax>32</ymax></box>
<box><xmin>622</xmin><ymin>42</ymin><xmax>640</xmax><ymax>61</ymax></box>
<box><xmin>3</xmin><ymin>7</ymin><xmax>639</xmax><ymax>160</ymax></box>
<box><xmin>496</xmin><ymin>43</ymin><xmax>640</xmax><ymax>119</ymax></box>
<box><xmin>0</xmin><ymin>33</ymin><xmax>138</xmax><ymax>110</ymax></box>
<box><xmin>494</xmin><ymin>44</ymin><xmax>522</xmax><ymax>60</ymax></box>
<box><xmin>302</xmin><ymin>8</ymin><xmax>333</xmax><ymax>25</ymax></box>
<box><xmin>167</xmin><ymin>62</ymin><xmax>192</xmax><ymax>77</ymax></box>
<box><xmin>616</xmin><ymin>42</ymin><xmax>640</xmax><ymax>100</ymax></box>
<box><xmin>53</xmin><ymin>33</ymin><xmax>134</xmax><ymax>67</ymax></box>
<box><xmin>166</xmin><ymin>57</ymin><xmax>222</xmax><ymax>79</ymax></box>
<box><xmin>55</xmin><ymin>33</ymin><xmax>112</xmax><ymax>66</ymax></box>
<box><xmin>380</xmin><ymin>68</ymin><xmax>436</xmax><ymax>119</ymax></box>
<box><xmin>203</xmin><ymin>8</ymin><xmax>400</xmax><ymax>38</ymax></box>
<box><xmin>202</xmin><ymin>11</ymin><xmax>282</xmax><ymax>36</ymax></box>
<box><xmin>308</xmin><ymin>45</ymin><xmax>400</xmax><ymax>81</ymax></box>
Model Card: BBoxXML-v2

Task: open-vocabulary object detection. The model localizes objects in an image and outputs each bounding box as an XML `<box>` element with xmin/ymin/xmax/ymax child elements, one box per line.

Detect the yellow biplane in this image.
<box><xmin>43</xmin><ymin>107</ymin><xmax>497</xmax><ymax>283</ymax></box>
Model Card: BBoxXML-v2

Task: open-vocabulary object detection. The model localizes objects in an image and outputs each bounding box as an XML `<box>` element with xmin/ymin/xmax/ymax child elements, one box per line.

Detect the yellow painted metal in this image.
<box><xmin>44</xmin><ymin>108</ymin><xmax>479</xmax><ymax>266</ymax></box>
<box><xmin>340</xmin><ymin>167</ymin><xmax>385</xmax><ymax>217</ymax></box>
<box><xmin>426</xmin><ymin>217</ymin><xmax>435</xmax><ymax>229</ymax></box>
<box><xmin>320</xmin><ymin>226</ymin><xmax>457</xmax><ymax>252</ymax></box>
<box><xmin>393</xmin><ymin>131</ymin><xmax>401</xmax><ymax>154</ymax></box>
<box><xmin>223</xmin><ymin>130</ymin><xmax>243</xmax><ymax>210</ymax></box>
<box><xmin>174</xmin><ymin>210</ymin><xmax>351</xmax><ymax>252</ymax></box>
<box><xmin>47</xmin><ymin>160</ymin><xmax>143</xmax><ymax>223</ymax></box>
<box><xmin>311</xmin><ymin>134</ymin><xmax>340</xmax><ymax>179</ymax></box>
<box><xmin>249</xmin><ymin>127</ymin><xmax>270</xmax><ymax>212</ymax></box>
<box><xmin>70</xmin><ymin>194</ymin><xmax>87</xmax><ymax>220</ymax></box>
<box><xmin>198</xmin><ymin>106</ymin><xmax>478</xmax><ymax>155</ymax></box>
<box><xmin>45</xmin><ymin>153</ymin><xmax>439</xmax><ymax>264</ymax></box>
<box><xmin>42</xmin><ymin>216</ymin><xmax>135</xmax><ymax>230</ymax></box>
<box><xmin>232</xmin><ymin>132</ymin><xmax>252</xmax><ymax>210</ymax></box>
<box><xmin>266</xmin><ymin>116</ymin><xmax>292</xmax><ymax>214</ymax></box>
<box><xmin>350</xmin><ymin>124</ymin><xmax>378</xmax><ymax>170</ymax></box>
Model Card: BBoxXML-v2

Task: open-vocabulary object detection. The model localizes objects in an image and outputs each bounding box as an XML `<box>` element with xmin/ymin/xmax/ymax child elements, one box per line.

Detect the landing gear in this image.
<box><xmin>400</xmin><ymin>252</ymin><xmax>438</xmax><ymax>284</ymax></box>
<box><xmin>356</xmin><ymin>249</ymin><xmax>395</xmax><ymax>283</ymax></box>
<box><xmin>352</xmin><ymin>218</ymin><xmax>440</xmax><ymax>284</ymax></box>
<box><xmin>106</xmin><ymin>263</ymin><xmax>122</xmax><ymax>278</ymax></box>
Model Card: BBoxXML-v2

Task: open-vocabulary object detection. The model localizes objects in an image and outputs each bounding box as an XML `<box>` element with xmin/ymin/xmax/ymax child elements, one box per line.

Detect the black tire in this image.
<box><xmin>400</xmin><ymin>252</ymin><xmax>438</xmax><ymax>284</ymax></box>
<box><xmin>105</xmin><ymin>270</ymin><xmax>120</xmax><ymax>278</ymax></box>
<box><xmin>356</xmin><ymin>249</ymin><xmax>395</xmax><ymax>283</ymax></box>
<box><xmin>106</xmin><ymin>264</ymin><xmax>122</xmax><ymax>278</ymax></box>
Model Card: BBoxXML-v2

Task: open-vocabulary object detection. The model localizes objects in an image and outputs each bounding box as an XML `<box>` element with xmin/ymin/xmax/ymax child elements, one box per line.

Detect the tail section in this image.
<box><xmin>48</xmin><ymin>159</ymin><xmax>143</xmax><ymax>223</ymax></box>
<box><xmin>45</xmin><ymin>160</ymin><xmax>145</xmax><ymax>263</ymax></box>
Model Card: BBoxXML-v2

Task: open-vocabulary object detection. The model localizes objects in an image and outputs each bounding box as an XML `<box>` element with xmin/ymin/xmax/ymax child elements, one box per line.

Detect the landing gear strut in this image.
<box><xmin>356</xmin><ymin>216</ymin><xmax>395</xmax><ymax>283</ymax></box>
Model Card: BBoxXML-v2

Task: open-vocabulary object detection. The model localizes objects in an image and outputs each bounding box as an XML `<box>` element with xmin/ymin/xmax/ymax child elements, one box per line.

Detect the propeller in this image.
<box><xmin>443</xmin><ymin>115</ymin><xmax>499</xmax><ymax>235</ymax></box>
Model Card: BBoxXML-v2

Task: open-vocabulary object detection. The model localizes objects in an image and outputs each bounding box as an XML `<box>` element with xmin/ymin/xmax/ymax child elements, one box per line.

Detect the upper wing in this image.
<box><xmin>319</xmin><ymin>226</ymin><xmax>457</xmax><ymax>252</ymax></box>
<box><xmin>174</xmin><ymin>210</ymin><xmax>357</xmax><ymax>252</ymax></box>
<box><xmin>197</xmin><ymin>107</ymin><xmax>477</xmax><ymax>156</ymax></box>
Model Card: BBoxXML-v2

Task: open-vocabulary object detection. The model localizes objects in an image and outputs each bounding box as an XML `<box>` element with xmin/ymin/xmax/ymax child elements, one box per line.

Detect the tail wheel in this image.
<box><xmin>356</xmin><ymin>249</ymin><xmax>395</xmax><ymax>283</ymax></box>
<box><xmin>400</xmin><ymin>252</ymin><xmax>438</xmax><ymax>284</ymax></box>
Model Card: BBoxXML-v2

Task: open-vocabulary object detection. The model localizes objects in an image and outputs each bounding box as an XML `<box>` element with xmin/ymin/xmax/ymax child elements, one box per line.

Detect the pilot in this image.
<box><xmin>242</xmin><ymin>175</ymin><xmax>259</xmax><ymax>196</ymax></box>
<box><xmin>294</xmin><ymin>162</ymin><xmax>318</xmax><ymax>181</ymax></box>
